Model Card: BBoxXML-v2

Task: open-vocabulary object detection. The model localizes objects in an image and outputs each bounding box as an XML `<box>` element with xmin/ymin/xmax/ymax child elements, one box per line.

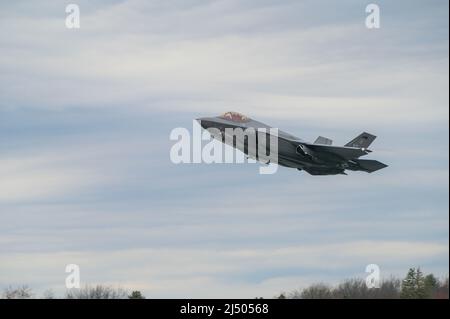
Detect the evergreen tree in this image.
<box><xmin>128</xmin><ymin>290</ymin><xmax>145</xmax><ymax>299</ymax></box>
<box><xmin>401</xmin><ymin>268</ymin><xmax>417</xmax><ymax>298</ymax></box>
<box><xmin>424</xmin><ymin>274</ymin><xmax>438</xmax><ymax>298</ymax></box>
<box><xmin>401</xmin><ymin>267</ymin><xmax>427</xmax><ymax>299</ymax></box>
<box><xmin>414</xmin><ymin>268</ymin><xmax>427</xmax><ymax>298</ymax></box>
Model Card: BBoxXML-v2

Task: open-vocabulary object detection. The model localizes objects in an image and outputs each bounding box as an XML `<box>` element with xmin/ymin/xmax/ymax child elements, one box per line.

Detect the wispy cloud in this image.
<box><xmin>0</xmin><ymin>0</ymin><xmax>448</xmax><ymax>297</ymax></box>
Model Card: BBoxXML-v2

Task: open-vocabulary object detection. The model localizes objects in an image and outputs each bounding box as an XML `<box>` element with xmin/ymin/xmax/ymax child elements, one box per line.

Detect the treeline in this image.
<box><xmin>276</xmin><ymin>268</ymin><xmax>449</xmax><ymax>299</ymax></box>
<box><xmin>2</xmin><ymin>268</ymin><xmax>449</xmax><ymax>299</ymax></box>
<box><xmin>1</xmin><ymin>285</ymin><xmax>145</xmax><ymax>299</ymax></box>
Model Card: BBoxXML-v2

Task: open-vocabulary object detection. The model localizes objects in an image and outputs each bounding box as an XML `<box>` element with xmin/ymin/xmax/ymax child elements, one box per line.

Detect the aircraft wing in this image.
<box><xmin>305</xmin><ymin>143</ymin><xmax>369</xmax><ymax>160</ymax></box>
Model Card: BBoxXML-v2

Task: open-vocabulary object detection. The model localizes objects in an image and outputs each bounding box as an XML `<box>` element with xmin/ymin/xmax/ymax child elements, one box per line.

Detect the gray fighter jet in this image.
<box><xmin>197</xmin><ymin>111</ymin><xmax>387</xmax><ymax>175</ymax></box>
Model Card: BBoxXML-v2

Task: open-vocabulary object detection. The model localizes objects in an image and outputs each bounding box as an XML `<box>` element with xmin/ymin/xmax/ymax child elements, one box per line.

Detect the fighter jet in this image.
<box><xmin>197</xmin><ymin>111</ymin><xmax>387</xmax><ymax>175</ymax></box>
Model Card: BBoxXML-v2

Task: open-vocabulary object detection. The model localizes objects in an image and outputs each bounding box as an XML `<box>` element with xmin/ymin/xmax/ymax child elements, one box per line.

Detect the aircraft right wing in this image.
<box><xmin>306</xmin><ymin>143</ymin><xmax>369</xmax><ymax>160</ymax></box>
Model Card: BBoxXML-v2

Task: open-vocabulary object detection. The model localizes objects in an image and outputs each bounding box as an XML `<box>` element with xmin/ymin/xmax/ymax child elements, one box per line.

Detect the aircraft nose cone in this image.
<box><xmin>196</xmin><ymin>117</ymin><xmax>205</xmax><ymax>128</ymax></box>
<box><xmin>196</xmin><ymin>117</ymin><xmax>212</xmax><ymax>129</ymax></box>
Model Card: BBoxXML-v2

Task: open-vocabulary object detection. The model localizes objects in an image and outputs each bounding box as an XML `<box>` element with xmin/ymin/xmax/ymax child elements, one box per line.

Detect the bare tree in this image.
<box><xmin>65</xmin><ymin>285</ymin><xmax>128</xmax><ymax>299</ymax></box>
<box><xmin>2</xmin><ymin>285</ymin><xmax>33</xmax><ymax>299</ymax></box>
<box><xmin>434</xmin><ymin>277</ymin><xmax>449</xmax><ymax>299</ymax></box>
<box><xmin>291</xmin><ymin>283</ymin><xmax>333</xmax><ymax>299</ymax></box>
<box><xmin>284</xmin><ymin>277</ymin><xmax>401</xmax><ymax>299</ymax></box>
<box><xmin>332</xmin><ymin>278</ymin><xmax>370</xmax><ymax>299</ymax></box>
<box><xmin>274</xmin><ymin>292</ymin><xmax>287</xmax><ymax>299</ymax></box>
<box><xmin>42</xmin><ymin>289</ymin><xmax>56</xmax><ymax>299</ymax></box>
<box><xmin>374</xmin><ymin>277</ymin><xmax>401</xmax><ymax>299</ymax></box>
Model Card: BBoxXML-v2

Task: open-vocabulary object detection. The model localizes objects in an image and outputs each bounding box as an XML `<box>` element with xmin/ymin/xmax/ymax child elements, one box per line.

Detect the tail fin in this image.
<box><xmin>345</xmin><ymin>132</ymin><xmax>376</xmax><ymax>149</ymax></box>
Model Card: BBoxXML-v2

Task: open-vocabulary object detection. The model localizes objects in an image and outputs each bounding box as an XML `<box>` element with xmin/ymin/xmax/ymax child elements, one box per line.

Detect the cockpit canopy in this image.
<box><xmin>219</xmin><ymin>111</ymin><xmax>250</xmax><ymax>123</ymax></box>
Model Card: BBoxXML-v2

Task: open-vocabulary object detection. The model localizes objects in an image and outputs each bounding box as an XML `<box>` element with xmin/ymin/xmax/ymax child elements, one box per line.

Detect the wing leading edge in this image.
<box><xmin>306</xmin><ymin>143</ymin><xmax>369</xmax><ymax>160</ymax></box>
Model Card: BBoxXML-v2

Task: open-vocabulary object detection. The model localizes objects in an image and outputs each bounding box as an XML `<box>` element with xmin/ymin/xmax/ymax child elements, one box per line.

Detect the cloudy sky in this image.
<box><xmin>0</xmin><ymin>0</ymin><xmax>448</xmax><ymax>298</ymax></box>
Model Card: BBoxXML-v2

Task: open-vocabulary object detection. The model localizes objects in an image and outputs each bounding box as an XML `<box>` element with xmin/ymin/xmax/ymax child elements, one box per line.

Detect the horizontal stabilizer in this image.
<box><xmin>353</xmin><ymin>159</ymin><xmax>388</xmax><ymax>173</ymax></box>
<box><xmin>314</xmin><ymin>136</ymin><xmax>333</xmax><ymax>145</ymax></box>
<box><xmin>345</xmin><ymin>132</ymin><xmax>376</xmax><ymax>149</ymax></box>
<box><xmin>303</xmin><ymin>167</ymin><xmax>346</xmax><ymax>176</ymax></box>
